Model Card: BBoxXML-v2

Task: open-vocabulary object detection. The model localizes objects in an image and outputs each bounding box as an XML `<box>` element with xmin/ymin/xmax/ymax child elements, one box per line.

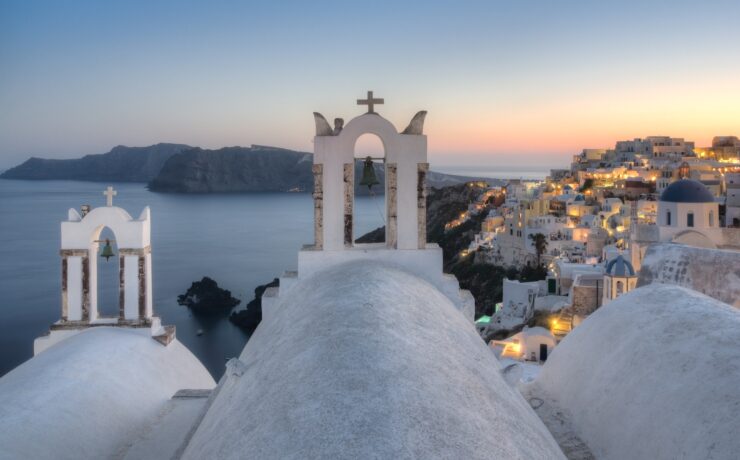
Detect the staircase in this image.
<box><xmin>552</xmin><ymin>308</ymin><xmax>574</xmax><ymax>341</ymax></box>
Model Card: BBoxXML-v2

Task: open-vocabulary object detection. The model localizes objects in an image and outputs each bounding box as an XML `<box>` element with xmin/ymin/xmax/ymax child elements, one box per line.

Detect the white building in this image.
<box><xmin>630</xmin><ymin>178</ymin><xmax>739</xmax><ymax>270</ymax></box>
<box><xmin>725</xmin><ymin>172</ymin><xmax>740</xmax><ymax>227</ymax></box>
<box><xmin>491</xmin><ymin>326</ymin><xmax>557</xmax><ymax>362</ymax></box>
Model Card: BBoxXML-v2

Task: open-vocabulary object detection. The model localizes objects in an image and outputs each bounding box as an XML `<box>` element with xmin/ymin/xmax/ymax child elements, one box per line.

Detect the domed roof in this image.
<box><xmin>605</xmin><ymin>255</ymin><xmax>635</xmax><ymax>277</ymax></box>
<box><xmin>0</xmin><ymin>328</ymin><xmax>215</xmax><ymax>459</ymax></box>
<box><xmin>574</xmin><ymin>194</ymin><xmax>585</xmax><ymax>201</ymax></box>
<box><xmin>660</xmin><ymin>179</ymin><xmax>714</xmax><ymax>203</ymax></box>
<box><xmin>534</xmin><ymin>285</ymin><xmax>740</xmax><ymax>459</ymax></box>
<box><xmin>181</xmin><ymin>261</ymin><xmax>563</xmax><ymax>459</ymax></box>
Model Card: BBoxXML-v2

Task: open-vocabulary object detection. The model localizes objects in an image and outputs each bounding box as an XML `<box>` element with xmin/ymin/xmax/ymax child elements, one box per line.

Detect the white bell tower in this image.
<box><xmin>260</xmin><ymin>93</ymin><xmax>475</xmax><ymax>322</ymax></box>
<box><xmin>35</xmin><ymin>187</ymin><xmax>174</xmax><ymax>355</ymax></box>
<box><xmin>311</xmin><ymin>90</ymin><xmax>429</xmax><ymax>250</ymax></box>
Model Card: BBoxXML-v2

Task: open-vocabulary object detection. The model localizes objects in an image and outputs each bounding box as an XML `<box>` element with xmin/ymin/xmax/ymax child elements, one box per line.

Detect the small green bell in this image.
<box><xmin>99</xmin><ymin>239</ymin><xmax>115</xmax><ymax>261</ymax></box>
<box><xmin>360</xmin><ymin>156</ymin><xmax>380</xmax><ymax>190</ymax></box>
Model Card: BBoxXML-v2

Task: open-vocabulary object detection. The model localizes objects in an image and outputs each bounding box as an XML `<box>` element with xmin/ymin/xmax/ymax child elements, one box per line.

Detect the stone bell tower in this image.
<box><xmin>260</xmin><ymin>93</ymin><xmax>475</xmax><ymax>322</ymax></box>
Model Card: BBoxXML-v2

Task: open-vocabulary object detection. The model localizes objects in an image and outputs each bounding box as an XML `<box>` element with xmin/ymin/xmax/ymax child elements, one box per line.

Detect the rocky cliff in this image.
<box><xmin>2</xmin><ymin>141</ymin><xmax>492</xmax><ymax>193</ymax></box>
<box><xmin>0</xmin><ymin>143</ymin><xmax>190</xmax><ymax>182</ymax></box>
<box><xmin>148</xmin><ymin>145</ymin><xmax>492</xmax><ymax>194</ymax></box>
<box><xmin>148</xmin><ymin>146</ymin><xmax>315</xmax><ymax>193</ymax></box>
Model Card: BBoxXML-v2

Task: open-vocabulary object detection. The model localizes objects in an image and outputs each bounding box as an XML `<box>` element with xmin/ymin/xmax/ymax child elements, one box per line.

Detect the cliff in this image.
<box><xmin>0</xmin><ymin>143</ymin><xmax>190</xmax><ymax>182</ymax></box>
<box><xmin>148</xmin><ymin>146</ymin><xmax>315</xmax><ymax>193</ymax></box>
<box><xmin>148</xmin><ymin>145</ymin><xmax>492</xmax><ymax>194</ymax></box>
<box><xmin>2</xmin><ymin>141</ymin><xmax>492</xmax><ymax>193</ymax></box>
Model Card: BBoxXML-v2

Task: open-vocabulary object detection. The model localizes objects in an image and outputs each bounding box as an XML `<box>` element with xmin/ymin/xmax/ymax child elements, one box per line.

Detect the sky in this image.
<box><xmin>1</xmin><ymin>0</ymin><xmax>739</xmax><ymax>170</ymax></box>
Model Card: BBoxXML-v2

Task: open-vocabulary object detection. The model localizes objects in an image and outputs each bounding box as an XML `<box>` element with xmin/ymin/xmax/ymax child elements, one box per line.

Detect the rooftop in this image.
<box><xmin>660</xmin><ymin>179</ymin><xmax>714</xmax><ymax>203</ymax></box>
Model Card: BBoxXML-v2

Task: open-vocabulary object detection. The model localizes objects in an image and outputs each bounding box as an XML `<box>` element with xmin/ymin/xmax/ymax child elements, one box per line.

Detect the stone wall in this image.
<box><xmin>571</xmin><ymin>282</ymin><xmax>603</xmax><ymax>316</ymax></box>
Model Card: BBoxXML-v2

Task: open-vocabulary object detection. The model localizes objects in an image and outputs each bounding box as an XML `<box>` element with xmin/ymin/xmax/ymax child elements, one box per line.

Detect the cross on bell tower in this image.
<box><xmin>357</xmin><ymin>91</ymin><xmax>384</xmax><ymax>114</ymax></box>
<box><xmin>103</xmin><ymin>186</ymin><xmax>117</xmax><ymax>207</ymax></box>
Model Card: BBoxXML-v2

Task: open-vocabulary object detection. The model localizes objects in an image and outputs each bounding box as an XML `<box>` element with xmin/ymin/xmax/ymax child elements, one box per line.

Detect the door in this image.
<box><xmin>539</xmin><ymin>343</ymin><xmax>548</xmax><ymax>362</ymax></box>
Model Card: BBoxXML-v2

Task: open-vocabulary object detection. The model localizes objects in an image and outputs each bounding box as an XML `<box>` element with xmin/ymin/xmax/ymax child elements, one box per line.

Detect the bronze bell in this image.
<box><xmin>99</xmin><ymin>239</ymin><xmax>115</xmax><ymax>261</ymax></box>
<box><xmin>360</xmin><ymin>156</ymin><xmax>380</xmax><ymax>190</ymax></box>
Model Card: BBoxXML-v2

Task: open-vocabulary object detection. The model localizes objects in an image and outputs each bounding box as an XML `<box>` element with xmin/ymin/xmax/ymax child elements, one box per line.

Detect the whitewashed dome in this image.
<box><xmin>532</xmin><ymin>285</ymin><xmax>740</xmax><ymax>460</ymax></box>
<box><xmin>181</xmin><ymin>261</ymin><xmax>564</xmax><ymax>459</ymax></box>
<box><xmin>0</xmin><ymin>328</ymin><xmax>215</xmax><ymax>460</ymax></box>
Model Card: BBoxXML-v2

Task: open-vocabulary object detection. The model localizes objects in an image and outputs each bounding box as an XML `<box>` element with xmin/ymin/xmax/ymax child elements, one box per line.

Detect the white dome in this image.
<box><xmin>530</xmin><ymin>284</ymin><xmax>740</xmax><ymax>460</ymax></box>
<box><xmin>182</xmin><ymin>261</ymin><xmax>564</xmax><ymax>459</ymax></box>
<box><xmin>0</xmin><ymin>328</ymin><xmax>215</xmax><ymax>459</ymax></box>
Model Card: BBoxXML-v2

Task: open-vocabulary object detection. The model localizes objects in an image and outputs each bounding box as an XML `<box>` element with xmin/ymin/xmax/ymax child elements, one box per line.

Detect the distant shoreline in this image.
<box><xmin>432</xmin><ymin>166</ymin><xmax>551</xmax><ymax>181</ymax></box>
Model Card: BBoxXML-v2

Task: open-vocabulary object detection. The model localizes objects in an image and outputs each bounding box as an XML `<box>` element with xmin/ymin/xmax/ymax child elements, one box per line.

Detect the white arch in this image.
<box><xmin>62</xmin><ymin>206</ymin><xmax>150</xmax><ymax>249</ymax></box>
<box><xmin>337</xmin><ymin>114</ymin><xmax>400</xmax><ymax>162</ymax></box>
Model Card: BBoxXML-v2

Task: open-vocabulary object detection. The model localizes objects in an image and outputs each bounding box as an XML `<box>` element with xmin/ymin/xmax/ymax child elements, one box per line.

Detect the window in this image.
<box><xmin>687</xmin><ymin>212</ymin><xmax>694</xmax><ymax>228</ymax></box>
<box><xmin>709</xmin><ymin>211</ymin><xmax>714</xmax><ymax>227</ymax></box>
<box><xmin>616</xmin><ymin>281</ymin><xmax>624</xmax><ymax>296</ymax></box>
<box><xmin>666</xmin><ymin>211</ymin><xmax>671</xmax><ymax>226</ymax></box>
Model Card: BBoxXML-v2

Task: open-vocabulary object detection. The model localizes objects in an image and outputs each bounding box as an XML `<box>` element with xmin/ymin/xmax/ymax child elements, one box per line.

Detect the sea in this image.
<box><xmin>0</xmin><ymin>167</ymin><xmax>548</xmax><ymax>378</ymax></box>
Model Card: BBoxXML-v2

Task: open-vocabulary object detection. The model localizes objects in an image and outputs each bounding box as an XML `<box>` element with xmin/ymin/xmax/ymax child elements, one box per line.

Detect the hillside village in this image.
<box><xmin>447</xmin><ymin>135</ymin><xmax>740</xmax><ymax>359</ymax></box>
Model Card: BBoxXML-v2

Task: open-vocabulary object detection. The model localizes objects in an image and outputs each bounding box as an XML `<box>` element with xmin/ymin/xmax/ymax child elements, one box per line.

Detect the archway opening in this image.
<box><xmin>93</xmin><ymin>226</ymin><xmax>120</xmax><ymax>319</ymax></box>
<box><xmin>353</xmin><ymin>133</ymin><xmax>386</xmax><ymax>244</ymax></box>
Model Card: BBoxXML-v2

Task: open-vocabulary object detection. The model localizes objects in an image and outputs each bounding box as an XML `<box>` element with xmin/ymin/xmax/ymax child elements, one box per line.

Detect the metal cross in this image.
<box><xmin>103</xmin><ymin>186</ymin><xmax>117</xmax><ymax>206</ymax></box>
<box><xmin>357</xmin><ymin>91</ymin><xmax>384</xmax><ymax>114</ymax></box>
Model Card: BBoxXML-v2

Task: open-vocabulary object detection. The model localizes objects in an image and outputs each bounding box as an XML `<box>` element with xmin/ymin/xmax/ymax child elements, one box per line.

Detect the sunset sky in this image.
<box><xmin>1</xmin><ymin>0</ymin><xmax>739</xmax><ymax>170</ymax></box>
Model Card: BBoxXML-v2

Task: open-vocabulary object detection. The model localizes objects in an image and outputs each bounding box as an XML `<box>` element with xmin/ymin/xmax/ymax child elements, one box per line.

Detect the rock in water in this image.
<box><xmin>178</xmin><ymin>277</ymin><xmax>240</xmax><ymax>315</ymax></box>
<box><xmin>229</xmin><ymin>278</ymin><xmax>279</xmax><ymax>332</ymax></box>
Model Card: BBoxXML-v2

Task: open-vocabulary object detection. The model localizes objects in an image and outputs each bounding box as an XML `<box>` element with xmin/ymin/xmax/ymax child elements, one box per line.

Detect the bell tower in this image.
<box><xmin>35</xmin><ymin>187</ymin><xmax>174</xmax><ymax>355</ymax></box>
<box><xmin>260</xmin><ymin>94</ymin><xmax>475</xmax><ymax>323</ymax></box>
<box><xmin>311</xmin><ymin>91</ymin><xmax>429</xmax><ymax>250</ymax></box>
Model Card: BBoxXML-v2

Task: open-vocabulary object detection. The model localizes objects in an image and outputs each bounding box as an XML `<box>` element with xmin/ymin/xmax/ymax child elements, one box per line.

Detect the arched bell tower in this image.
<box><xmin>35</xmin><ymin>187</ymin><xmax>173</xmax><ymax>355</ymax></box>
<box><xmin>262</xmin><ymin>93</ymin><xmax>475</xmax><ymax>323</ymax></box>
<box><xmin>311</xmin><ymin>91</ymin><xmax>429</xmax><ymax>250</ymax></box>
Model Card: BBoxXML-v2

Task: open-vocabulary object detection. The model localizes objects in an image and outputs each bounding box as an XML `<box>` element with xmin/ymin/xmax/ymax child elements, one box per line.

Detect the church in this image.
<box><xmin>1</xmin><ymin>95</ymin><xmax>738</xmax><ymax>460</ymax></box>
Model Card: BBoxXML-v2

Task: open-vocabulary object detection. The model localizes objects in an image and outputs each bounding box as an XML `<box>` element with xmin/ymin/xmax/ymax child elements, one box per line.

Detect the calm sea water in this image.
<box><xmin>434</xmin><ymin>166</ymin><xmax>550</xmax><ymax>180</ymax></box>
<box><xmin>0</xmin><ymin>180</ymin><xmax>386</xmax><ymax>378</ymax></box>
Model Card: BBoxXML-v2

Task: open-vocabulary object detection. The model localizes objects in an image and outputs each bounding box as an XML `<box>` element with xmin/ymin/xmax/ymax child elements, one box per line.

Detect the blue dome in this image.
<box><xmin>605</xmin><ymin>255</ymin><xmax>635</xmax><ymax>277</ymax></box>
<box><xmin>660</xmin><ymin>179</ymin><xmax>714</xmax><ymax>203</ymax></box>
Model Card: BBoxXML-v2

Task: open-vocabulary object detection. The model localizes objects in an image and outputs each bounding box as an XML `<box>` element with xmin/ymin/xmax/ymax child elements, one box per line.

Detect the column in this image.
<box><xmin>417</xmin><ymin>163</ymin><xmax>429</xmax><ymax>249</ymax></box>
<box><xmin>81</xmin><ymin>253</ymin><xmax>90</xmax><ymax>322</ymax></box>
<box><xmin>138</xmin><ymin>255</ymin><xmax>146</xmax><ymax>319</ymax></box>
<box><xmin>118</xmin><ymin>256</ymin><xmax>126</xmax><ymax>321</ymax></box>
<box><xmin>386</xmin><ymin>163</ymin><xmax>398</xmax><ymax>248</ymax></box>
<box><xmin>120</xmin><ymin>246</ymin><xmax>151</xmax><ymax>322</ymax></box>
<box><xmin>313</xmin><ymin>164</ymin><xmax>323</xmax><ymax>249</ymax></box>
<box><xmin>61</xmin><ymin>257</ymin><xmax>68</xmax><ymax>321</ymax></box>
<box><xmin>343</xmin><ymin>163</ymin><xmax>354</xmax><ymax>247</ymax></box>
